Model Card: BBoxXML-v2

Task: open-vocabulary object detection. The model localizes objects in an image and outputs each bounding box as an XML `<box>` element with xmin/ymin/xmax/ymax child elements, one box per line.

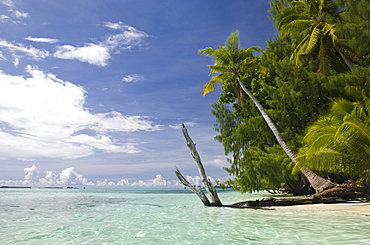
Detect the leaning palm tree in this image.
<box><xmin>297</xmin><ymin>97</ymin><xmax>370</xmax><ymax>181</ymax></box>
<box><xmin>274</xmin><ymin>0</ymin><xmax>354</xmax><ymax>74</ymax></box>
<box><xmin>200</xmin><ymin>30</ymin><xmax>334</xmax><ymax>193</ymax></box>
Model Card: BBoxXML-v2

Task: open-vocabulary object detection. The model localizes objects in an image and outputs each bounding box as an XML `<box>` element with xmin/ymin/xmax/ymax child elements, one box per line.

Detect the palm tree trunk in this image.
<box><xmin>234</xmin><ymin>73</ymin><xmax>334</xmax><ymax>193</ymax></box>
<box><xmin>334</xmin><ymin>44</ymin><xmax>354</xmax><ymax>73</ymax></box>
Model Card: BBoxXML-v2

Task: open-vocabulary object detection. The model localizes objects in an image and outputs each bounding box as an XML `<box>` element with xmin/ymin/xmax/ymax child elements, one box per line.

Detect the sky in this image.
<box><xmin>0</xmin><ymin>0</ymin><xmax>276</xmax><ymax>188</ymax></box>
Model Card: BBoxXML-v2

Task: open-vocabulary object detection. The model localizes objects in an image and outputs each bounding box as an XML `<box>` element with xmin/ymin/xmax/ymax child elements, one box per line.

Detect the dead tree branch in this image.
<box><xmin>174</xmin><ymin>167</ymin><xmax>212</xmax><ymax>206</ymax></box>
<box><xmin>175</xmin><ymin>123</ymin><xmax>222</xmax><ymax>206</ymax></box>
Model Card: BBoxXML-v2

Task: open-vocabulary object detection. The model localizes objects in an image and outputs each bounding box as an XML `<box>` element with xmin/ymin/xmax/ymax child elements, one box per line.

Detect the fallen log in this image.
<box><xmin>227</xmin><ymin>197</ymin><xmax>351</xmax><ymax>208</ymax></box>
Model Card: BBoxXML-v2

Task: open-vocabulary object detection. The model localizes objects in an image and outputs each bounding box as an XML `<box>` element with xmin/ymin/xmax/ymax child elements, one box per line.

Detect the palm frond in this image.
<box><xmin>279</xmin><ymin>18</ymin><xmax>312</xmax><ymax>38</ymax></box>
<box><xmin>202</xmin><ymin>76</ymin><xmax>223</xmax><ymax>96</ymax></box>
<box><xmin>298</xmin><ymin>97</ymin><xmax>370</xmax><ymax>178</ymax></box>
<box><xmin>198</xmin><ymin>47</ymin><xmax>215</xmax><ymax>56</ymax></box>
<box><xmin>304</xmin><ymin>25</ymin><xmax>321</xmax><ymax>54</ymax></box>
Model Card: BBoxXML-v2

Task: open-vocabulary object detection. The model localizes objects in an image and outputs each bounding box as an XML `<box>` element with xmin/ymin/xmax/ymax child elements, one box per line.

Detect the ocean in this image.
<box><xmin>1</xmin><ymin>188</ymin><xmax>369</xmax><ymax>244</ymax></box>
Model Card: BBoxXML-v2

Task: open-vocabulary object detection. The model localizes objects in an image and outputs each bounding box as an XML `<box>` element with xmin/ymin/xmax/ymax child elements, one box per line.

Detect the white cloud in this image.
<box><xmin>11</xmin><ymin>10</ymin><xmax>29</xmax><ymax>19</ymax></box>
<box><xmin>122</xmin><ymin>74</ymin><xmax>146</xmax><ymax>83</ymax></box>
<box><xmin>103</xmin><ymin>21</ymin><xmax>150</xmax><ymax>51</ymax></box>
<box><xmin>0</xmin><ymin>39</ymin><xmax>49</xmax><ymax>65</ymax></box>
<box><xmin>104</xmin><ymin>22</ymin><xmax>124</xmax><ymax>30</ymax></box>
<box><xmin>0</xmin><ymin>166</ymin><xmax>181</xmax><ymax>188</ymax></box>
<box><xmin>0</xmin><ymin>66</ymin><xmax>159</xmax><ymax>159</ymax></box>
<box><xmin>54</xmin><ymin>44</ymin><xmax>110</xmax><ymax>67</ymax></box>
<box><xmin>52</xmin><ymin>22</ymin><xmax>149</xmax><ymax>66</ymax></box>
<box><xmin>169</xmin><ymin>122</ymin><xmax>197</xmax><ymax>130</ymax></box>
<box><xmin>0</xmin><ymin>22</ymin><xmax>149</xmax><ymax>67</ymax></box>
<box><xmin>0</xmin><ymin>165</ymin><xmax>222</xmax><ymax>189</ymax></box>
<box><xmin>0</xmin><ymin>1</ymin><xmax>29</xmax><ymax>24</ymax></box>
<box><xmin>0</xmin><ymin>14</ymin><xmax>9</xmax><ymax>22</ymax></box>
<box><xmin>0</xmin><ymin>50</ymin><xmax>5</xmax><ymax>60</ymax></box>
<box><xmin>25</xmin><ymin>37</ymin><xmax>59</xmax><ymax>43</ymax></box>
<box><xmin>0</xmin><ymin>39</ymin><xmax>49</xmax><ymax>58</ymax></box>
<box><xmin>94</xmin><ymin>111</ymin><xmax>157</xmax><ymax>133</ymax></box>
<box><xmin>23</xmin><ymin>165</ymin><xmax>39</xmax><ymax>184</ymax></box>
<box><xmin>0</xmin><ymin>0</ymin><xmax>14</xmax><ymax>8</ymax></box>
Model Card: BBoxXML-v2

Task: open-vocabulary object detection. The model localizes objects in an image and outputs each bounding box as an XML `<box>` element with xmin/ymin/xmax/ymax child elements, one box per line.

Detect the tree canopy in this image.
<box><xmin>201</xmin><ymin>0</ymin><xmax>370</xmax><ymax>194</ymax></box>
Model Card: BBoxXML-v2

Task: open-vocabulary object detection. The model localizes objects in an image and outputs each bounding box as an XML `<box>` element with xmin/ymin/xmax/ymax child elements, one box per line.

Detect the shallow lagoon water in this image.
<box><xmin>0</xmin><ymin>188</ymin><xmax>369</xmax><ymax>244</ymax></box>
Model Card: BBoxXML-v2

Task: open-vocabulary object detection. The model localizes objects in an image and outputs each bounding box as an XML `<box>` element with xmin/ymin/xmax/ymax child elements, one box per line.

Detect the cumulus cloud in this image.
<box><xmin>25</xmin><ymin>37</ymin><xmax>59</xmax><ymax>43</ymax></box>
<box><xmin>0</xmin><ymin>166</ymin><xmax>221</xmax><ymax>189</ymax></box>
<box><xmin>54</xmin><ymin>44</ymin><xmax>110</xmax><ymax>67</ymax></box>
<box><xmin>0</xmin><ymin>66</ymin><xmax>159</xmax><ymax>159</ymax></box>
<box><xmin>122</xmin><ymin>74</ymin><xmax>146</xmax><ymax>83</ymax></box>
<box><xmin>0</xmin><ymin>166</ymin><xmax>179</xmax><ymax>188</ymax></box>
<box><xmin>23</xmin><ymin>165</ymin><xmax>39</xmax><ymax>184</ymax></box>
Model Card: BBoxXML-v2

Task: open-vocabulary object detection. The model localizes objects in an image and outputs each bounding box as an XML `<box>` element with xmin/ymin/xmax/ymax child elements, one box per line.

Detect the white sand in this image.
<box><xmin>277</xmin><ymin>201</ymin><xmax>370</xmax><ymax>216</ymax></box>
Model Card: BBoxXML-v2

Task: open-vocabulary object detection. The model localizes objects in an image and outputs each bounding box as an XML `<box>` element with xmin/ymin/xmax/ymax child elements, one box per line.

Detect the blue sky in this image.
<box><xmin>0</xmin><ymin>0</ymin><xmax>275</xmax><ymax>187</ymax></box>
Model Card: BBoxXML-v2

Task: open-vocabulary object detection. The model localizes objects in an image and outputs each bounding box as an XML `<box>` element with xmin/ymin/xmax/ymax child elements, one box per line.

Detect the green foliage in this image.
<box><xmin>199</xmin><ymin>30</ymin><xmax>264</xmax><ymax>98</ymax></box>
<box><xmin>270</xmin><ymin>0</ymin><xmax>354</xmax><ymax>74</ymax></box>
<box><xmin>336</xmin><ymin>0</ymin><xmax>370</xmax><ymax>63</ymax></box>
<box><xmin>203</xmin><ymin>0</ymin><xmax>370</xmax><ymax>193</ymax></box>
<box><xmin>297</xmin><ymin>96</ymin><xmax>370</xmax><ymax>180</ymax></box>
<box><xmin>230</xmin><ymin>145</ymin><xmax>296</xmax><ymax>193</ymax></box>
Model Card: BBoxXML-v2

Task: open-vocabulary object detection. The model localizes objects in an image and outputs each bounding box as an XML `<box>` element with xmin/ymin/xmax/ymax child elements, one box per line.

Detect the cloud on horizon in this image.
<box><xmin>0</xmin><ymin>165</ymin><xmax>217</xmax><ymax>188</ymax></box>
<box><xmin>0</xmin><ymin>66</ymin><xmax>160</xmax><ymax>160</ymax></box>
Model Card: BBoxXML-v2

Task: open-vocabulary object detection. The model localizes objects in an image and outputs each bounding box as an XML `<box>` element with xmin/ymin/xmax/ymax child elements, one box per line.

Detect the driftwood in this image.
<box><xmin>175</xmin><ymin>123</ymin><xmax>222</xmax><ymax>206</ymax></box>
<box><xmin>228</xmin><ymin>187</ymin><xmax>366</xmax><ymax>208</ymax></box>
<box><xmin>227</xmin><ymin>197</ymin><xmax>351</xmax><ymax>208</ymax></box>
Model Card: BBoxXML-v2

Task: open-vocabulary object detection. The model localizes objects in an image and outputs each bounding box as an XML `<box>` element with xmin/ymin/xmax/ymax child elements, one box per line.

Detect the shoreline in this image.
<box><xmin>277</xmin><ymin>201</ymin><xmax>370</xmax><ymax>216</ymax></box>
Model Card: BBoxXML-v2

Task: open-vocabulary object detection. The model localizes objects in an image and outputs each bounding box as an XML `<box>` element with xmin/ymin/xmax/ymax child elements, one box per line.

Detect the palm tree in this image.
<box><xmin>200</xmin><ymin>30</ymin><xmax>334</xmax><ymax>193</ymax></box>
<box><xmin>297</xmin><ymin>97</ymin><xmax>370</xmax><ymax>181</ymax></box>
<box><xmin>275</xmin><ymin>0</ymin><xmax>354</xmax><ymax>75</ymax></box>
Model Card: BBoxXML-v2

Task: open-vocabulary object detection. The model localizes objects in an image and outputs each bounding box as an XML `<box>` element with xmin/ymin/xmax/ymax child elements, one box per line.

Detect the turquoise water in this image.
<box><xmin>0</xmin><ymin>188</ymin><xmax>369</xmax><ymax>244</ymax></box>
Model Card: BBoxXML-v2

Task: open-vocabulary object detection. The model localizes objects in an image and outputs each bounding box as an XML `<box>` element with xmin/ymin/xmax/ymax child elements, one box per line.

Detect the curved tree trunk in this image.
<box><xmin>234</xmin><ymin>73</ymin><xmax>334</xmax><ymax>193</ymax></box>
<box><xmin>334</xmin><ymin>44</ymin><xmax>354</xmax><ymax>73</ymax></box>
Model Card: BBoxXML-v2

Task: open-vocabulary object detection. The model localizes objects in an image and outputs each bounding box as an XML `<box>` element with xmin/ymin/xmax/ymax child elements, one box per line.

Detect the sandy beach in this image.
<box><xmin>278</xmin><ymin>201</ymin><xmax>370</xmax><ymax>216</ymax></box>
